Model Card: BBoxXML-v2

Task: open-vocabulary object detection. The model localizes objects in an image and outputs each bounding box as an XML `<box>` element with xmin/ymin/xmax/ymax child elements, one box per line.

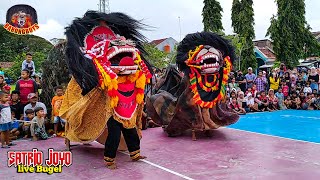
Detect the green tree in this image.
<box><xmin>231</xmin><ymin>0</ymin><xmax>256</xmax><ymax>71</ymax></box>
<box><xmin>266</xmin><ymin>0</ymin><xmax>319</xmax><ymax>68</ymax></box>
<box><xmin>0</xmin><ymin>25</ymin><xmax>52</xmax><ymax>80</ymax></box>
<box><xmin>202</xmin><ymin>0</ymin><xmax>224</xmax><ymax>34</ymax></box>
<box><xmin>143</xmin><ymin>43</ymin><xmax>169</xmax><ymax>68</ymax></box>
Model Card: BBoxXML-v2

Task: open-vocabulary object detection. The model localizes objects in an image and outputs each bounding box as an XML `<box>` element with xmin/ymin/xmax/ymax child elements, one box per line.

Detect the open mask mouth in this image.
<box><xmin>193</xmin><ymin>46</ymin><xmax>222</xmax><ymax>74</ymax></box>
<box><xmin>107</xmin><ymin>45</ymin><xmax>138</xmax><ymax>75</ymax></box>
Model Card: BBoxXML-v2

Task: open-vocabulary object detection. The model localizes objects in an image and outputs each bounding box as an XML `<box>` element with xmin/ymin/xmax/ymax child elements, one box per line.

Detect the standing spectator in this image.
<box><xmin>15</xmin><ymin>69</ymin><xmax>38</xmax><ymax>106</ymax></box>
<box><xmin>23</xmin><ymin>93</ymin><xmax>47</xmax><ymax>118</ymax></box>
<box><xmin>245</xmin><ymin>67</ymin><xmax>256</xmax><ymax>89</ymax></box>
<box><xmin>10</xmin><ymin>91</ymin><xmax>24</xmax><ymax>120</ymax></box>
<box><xmin>236</xmin><ymin>70</ymin><xmax>246</xmax><ymax>92</ymax></box>
<box><xmin>262</xmin><ymin>71</ymin><xmax>269</xmax><ymax>91</ymax></box>
<box><xmin>51</xmin><ymin>86</ymin><xmax>65</xmax><ymax>137</ymax></box>
<box><xmin>283</xmin><ymin>72</ymin><xmax>291</xmax><ymax>86</ymax></box>
<box><xmin>21</xmin><ymin>53</ymin><xmax>36</xmax><ymax>77</ymax></box>
<box><xmin>275</xmin><ymin>88</ymin><xmax>286</xmax><ymax>110</ymax></box>
<box><xmin>279</xmin><ymin>63</ymin><xmax>286</xmax><ymax>77</ymax></box>
<box><xmin>254</xmin><ymin>71</ymin><xmax>267</xmax><ymax>92</ymax></box>
<box><xmin>301</xmin><ymin>70</ymin><xmax>308</xmax><ymax>82</ymax></box>
<box><xmin>308</xmin><ymin>67</ymin><xmax>319</xmax><ymax>93</ymax></box>
<box><xmin>269</xmin><ymin>70</ymin><xmax>280</xmax><ymax>91</ymax></box>
<box><xmin>0</xmin><ymin>91</ymin><xmax>12</xmax><ymax>148</ymax></box>
<box><xmin>296</xmin><ymin>74</ymin><xmax>305</xmax><ymax>93</ymax></box>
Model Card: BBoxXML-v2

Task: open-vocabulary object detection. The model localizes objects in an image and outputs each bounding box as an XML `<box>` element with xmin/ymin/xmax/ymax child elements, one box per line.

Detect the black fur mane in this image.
<box><xmin>65</xmin><ymin>11</ymin><xmax>152</xmax><ymax>95</ymax></box>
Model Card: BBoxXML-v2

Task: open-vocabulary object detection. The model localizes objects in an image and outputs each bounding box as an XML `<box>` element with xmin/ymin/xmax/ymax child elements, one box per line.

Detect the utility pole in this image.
<box><xmin>178</xmin><ymin>16</ymin><xmax>181</xmax><ymax>42</ymax></box>
<box><xmin>98</xmin><ymin>0</ymin><xmax>110</xmax><ymax>13</ymax></box>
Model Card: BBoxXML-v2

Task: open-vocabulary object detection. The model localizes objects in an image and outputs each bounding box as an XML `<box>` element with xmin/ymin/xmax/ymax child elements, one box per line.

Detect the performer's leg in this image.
<box><xmin>121</xmin><ymin>127</ymin><xmax>146</xmax><ymax>161</ymax></box>
<box><xmin>104</xmin><ymin>118</ymin><xmax>121</xmax><ymax>169</ymax></box>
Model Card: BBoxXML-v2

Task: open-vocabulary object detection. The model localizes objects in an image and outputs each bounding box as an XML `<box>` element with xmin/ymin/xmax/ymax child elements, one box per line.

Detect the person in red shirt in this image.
<box><xmin>15</xmin><ymin>69</ymin><xmax>38</xmax><ymax>106</ymax></box>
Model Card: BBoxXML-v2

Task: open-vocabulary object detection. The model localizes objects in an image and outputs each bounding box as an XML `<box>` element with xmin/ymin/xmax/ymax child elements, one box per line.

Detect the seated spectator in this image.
<box><xmin>290</xmin><ymin>92</ymin><xmax>301</xmax><ymax>109</ymax></box>
<box><xmin>22</xmin><ymin>109</ymin><xmax>34</xmax><ymax>138</ymax></box>
<box><xmin>229</xmin><ymin>97</ymin><xmax>246</xmax><ymax>115</ymax></box>
<box><xmin>284</xmin><ymin>96</ymin><xmax>292</xmax><ymax>109</ymax></box>
<box><xmin>31</xmin><ymin>107</ymin><xmax>48</xmax><ymax>141</ymax></box>
<box><xmin>237</xmin><ymin>91</ymin><xmax>249</xmax><ymax>112</ymax></box>
<box><xmin>256</xmin><ymin>91</ymin><xmax>271</xmax><ymax>112</ymax></box>
<box><xmin>314</xmin><ymin>93</ymin><xmax>320</xmax><ymax>110</ymax></box>
<box><xmin>275</xmin><ymin>88</ymin><xmax>286</xmax><ymax>110</ymax></box>
<box><xmin>267</xmin><ymin>89</ymin><xmax>278</xmax><ymax>111</ymax></box>
<box><xmin>23</xmin><ymin>93</ymin><xmax>47</xmax><ymax>118</ymax></box>
<box><xmin>245</xmin><ymin>93</ymin><xmax>260</xmax><ymax>112</ymax></box>
<box><xmin>302</xmin><ymin>93</ymin><xmax>314</xmax><ymax>110</ymax></box>
<box><xmin>230</xmin><ymin>89</ymin><xmax>237</xmax><ymax>101</ymax></box>
<box><xmin>303</xmin><ymin>82</ymin><xmax>312</xmax><ymax>96</ymax></box>
<box><xmin>9</xmin><ymin>111</ymin><xmax>20</xmax><ymax>140</ymax></box>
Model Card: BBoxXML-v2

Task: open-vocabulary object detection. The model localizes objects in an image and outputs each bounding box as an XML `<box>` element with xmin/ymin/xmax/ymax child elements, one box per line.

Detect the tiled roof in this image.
<box><xmin>150</xmin><ymin>38</ymin><xmax>167</xmax><ymax>45</ymax></box>
<box><xmin>257</xmin><ymin>47</ymin><xmax>276</xmax><ymax>59</ymax></box>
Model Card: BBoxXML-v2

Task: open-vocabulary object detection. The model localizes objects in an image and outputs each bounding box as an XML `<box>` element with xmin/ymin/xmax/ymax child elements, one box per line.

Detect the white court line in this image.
<box><xmin>226</xmin><ymin>127</ymin><xmax>320</xmax><ymax>145</ymax></box>
<box><xmin>119</xmin><ymin>151</ymin><xmax>195</xmax><ymax>180</ymax></box>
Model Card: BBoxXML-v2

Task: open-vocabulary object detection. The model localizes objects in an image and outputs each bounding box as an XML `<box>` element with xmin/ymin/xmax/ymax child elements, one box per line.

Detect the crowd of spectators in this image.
<box><xmin>0</xmin><ymin>53</ymin><xmax>64</xmax><ymax>148</ymax></box>
<box><xmin>226</xmin><ymin>64</ymin><xmax>320</xmax><ymax>115</ymax></box>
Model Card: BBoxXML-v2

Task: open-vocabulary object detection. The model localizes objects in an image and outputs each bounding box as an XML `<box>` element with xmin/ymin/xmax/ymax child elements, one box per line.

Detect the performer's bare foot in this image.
<box><xmin>106</xmin><ymin>163</ymin><xmax>117</xmax><ymax>170</ymax></box>
<box><xmin>132</xmin><ymin>155</ymin><xmax>147</xmax><ymax>161</ymax></box>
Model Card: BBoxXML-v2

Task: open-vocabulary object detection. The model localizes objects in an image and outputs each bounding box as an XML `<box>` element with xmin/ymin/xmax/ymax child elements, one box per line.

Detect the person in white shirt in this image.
<box><xmin>303</xmin><ymin>82</ymin><xmax>312</xmax><ymax>96</ymax></box>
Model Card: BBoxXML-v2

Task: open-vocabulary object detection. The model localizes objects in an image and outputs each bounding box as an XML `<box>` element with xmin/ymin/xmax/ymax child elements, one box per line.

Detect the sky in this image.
<box><xmin>1</xmin><ymin>0</ymin><xmax>320</xmax><ymax>42</ymax></box>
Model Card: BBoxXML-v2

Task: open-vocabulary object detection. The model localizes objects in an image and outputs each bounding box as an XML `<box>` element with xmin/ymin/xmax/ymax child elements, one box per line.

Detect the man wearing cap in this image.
<box><xmin>245</xmin><ymin>67</ymin><xmax>256</xmax><ymax>89</ymax></box>
<box><xmin>23</xmin><ymin>93</ymin><xmax>47</xmax><ymax>118</ymax></box>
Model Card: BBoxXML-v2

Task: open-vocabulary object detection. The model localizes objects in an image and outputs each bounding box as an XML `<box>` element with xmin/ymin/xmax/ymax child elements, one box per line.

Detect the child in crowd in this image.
<box><xmin>290</xmin><ymin>92</ymin><xmax>301</xmax><ymax>109</ymax></box>
<box><xmin>237</xmin><ymin>91</ymin><xmax>249</xmax><ymax>112</ymax></box>
<box><xmin>10</xmin><ymin>91</ymin><xmax>24</xmax><ymax>120</ymax></box>
<box><xmin>303</xmin><ymin>82</ymin><xmax>312</xmax><ymax>96</ymax></box>
<box><xmin>9</xmin><ymin>110</ymin><xmax>20</xmax><ymax>140</ymax></box>
<box><xmin>267</xmin><ymin>89</ymin><xmax>278</xmax><ymax>111</ymax></box>
<box><xmin>51</xmin><ymin>86</ymin><xmax>65</xmax><ymax>137</ymax></box>
<box><xmin>284</xmin><ymin>96</ymin><xmax>292</xmax><ymax>109</ymax></box>
<box><xmin>256</xmin><ymin>91</ymin><xmax>271</xmax><ymax>111</ymax></box>
<box><xmin>281</xmin><ymin>81</ymin><xmax>289</xmax><ymax>98</ymax></box>
<box><xmin>246</xmin><ymin>93</ymin><xmax>259</xmax><ymax>112</ymax></box>
<box><xmin>275</xmin><ymin>88</ymin><xmax>286</xmax><ymax>110</ymax></box>
<box><xmin>22</xmin><ymin>109</ymin><xmax>34</xmax><ymax>138</ymax></box>
<box><xmin>31</xmin><ymin>107</ymin><xmax>48</xmax><ymax>141</ymax></box>
<box><xmin>0</xmin><ymin>91</ymin><xmax>13</xmax><ymax>148</ymax></box>
<box><xmin>302</xmin><ymin>93</ymin><xmax>314</xmax><ymax>110</ymax></box>
<box><xmin>15</xmin><ymin>69</ymin><xmax>38</xmax><ymax>106</ymax></box>
<box><xmin>21</xmin><ymin>53</ymin><xmax>36</xmax><ymax>77</ymax></box>
<box><xmin>229</xmin><ymin>97</ymin><xmax>246</xmax><ymax>115</ymax></box>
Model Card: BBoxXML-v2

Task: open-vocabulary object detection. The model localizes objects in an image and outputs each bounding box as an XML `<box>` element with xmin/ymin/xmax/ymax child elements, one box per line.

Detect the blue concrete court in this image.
<box><xmin>228</xmin><ymin>110</ymin><xmax>320</xmax><ymax>143</ymax></box>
